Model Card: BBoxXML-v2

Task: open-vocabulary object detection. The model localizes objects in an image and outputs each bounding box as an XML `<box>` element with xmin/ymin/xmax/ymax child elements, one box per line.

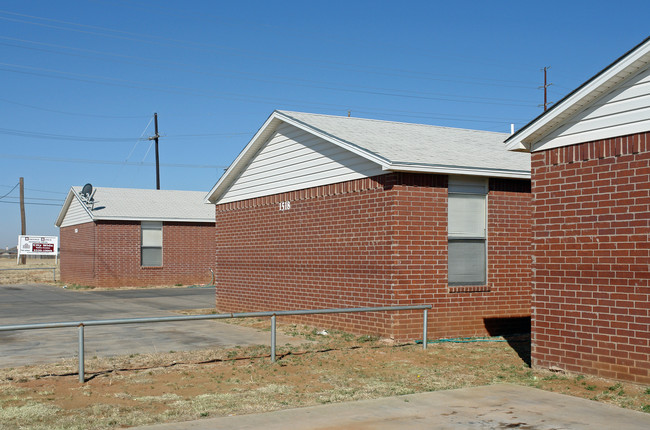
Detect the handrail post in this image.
<box><xmin>422</xmin><ymin>308</ymin><xmax>428</xmax><ymax>350</ymax></box>
<box><xmin>270</xmin><ymin>314</ymin><xmax>276</xmax><ymax>363</ymax></box>
<box><xmin>78</xmin><ymin>324</ymin><xmax>85</xmax><ymax>383</ymax></box>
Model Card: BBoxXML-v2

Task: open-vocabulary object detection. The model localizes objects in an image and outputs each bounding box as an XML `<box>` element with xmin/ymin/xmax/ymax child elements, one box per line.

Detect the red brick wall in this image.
<box><xmin>60</xmin><ymin>221</ymin><xmax>96</xmax><ymax>286</ymax></box>
<box><xmin>60</xmin><ymin>221</ymin><xmax>215</xmax><ymax>288</ymax></box>
<box><xmin>215</xmin><ymin>173</ymin><xmax>531</xmax><ymax>340</ymax></box>
<box><xmin>425</xmin><ymin>177</ymin><xmax>532</xmax><ymax>339</ymax></box>
<box><xmin>531</xmin><ymin>132</ymin><xmax>650</xmax><ymax>383</ymax></box>
<box><xmin>215</xmin><ymin>176</ymin><xmax>396</xmax><ymax>336</ymax></box>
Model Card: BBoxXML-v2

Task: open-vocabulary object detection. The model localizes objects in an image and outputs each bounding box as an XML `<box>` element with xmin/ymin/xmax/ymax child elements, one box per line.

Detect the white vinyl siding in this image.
<box><xmin>448</xmin><ymin>176</ymin><xmax>487</xmax><ymax>286</ymax></box>
<box><xmin>218</xmin><ymin>123</ymin><xmax>385</xmax><ymax>204</ymax></box>
<box><xmin>534</xmin><ymin>67</ymin><xmax>650</xmax><ymax>151</ymax></box>
<box><xmin>141</xmin><ymin>221</ymin><xmax>162</xmax><ymax>267</ymax></box>
<box><xmin>60</xmin><ymin>198</ymin><xmax>92</xmax><ymax>227</ymax></box>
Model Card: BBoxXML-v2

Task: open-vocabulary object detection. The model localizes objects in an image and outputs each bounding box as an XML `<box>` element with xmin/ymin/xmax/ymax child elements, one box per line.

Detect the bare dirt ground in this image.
<box><xmin>0</xmin><ymin>258</ymin><xmax>59</xmax><ymax>285</ymax></box>
<box><xmin>1</xmin><ymin>270</ymin><xmax>649</xmax><ymax>428</ymax></box>
<box><xmin>1</xmin><ymin>317</ymin><xmax>649</xmax><ymax>430</ymax></box>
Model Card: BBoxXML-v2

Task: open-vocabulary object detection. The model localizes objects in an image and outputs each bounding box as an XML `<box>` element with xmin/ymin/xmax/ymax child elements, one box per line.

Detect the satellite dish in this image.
<box><xmin>81</xmin><ymin>183</ymin><xmax>93</xmax><ymax>199</ymax></box>
<box><xmin>80</xmin><ymin>183</ymin><xmax>97</xmax><ymax>209</ymax></box>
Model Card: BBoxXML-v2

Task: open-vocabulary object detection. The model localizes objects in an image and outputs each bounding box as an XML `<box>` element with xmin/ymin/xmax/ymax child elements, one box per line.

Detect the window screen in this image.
<box><xmin>448</xmin><ymin>176</ymin><xmax>487</xmax><ymax>286</ymax></box>
<box><xmin>448</xmin><ymin>239</ymin><xmax>486</xmax><ymax>285</ymax></box>
<box><xmin>141</xmin><ymin>222</ymin><xmax>162</xmax><ymax>267</ymax></box>
<box><xmin>448</xmin><ymin>194</ymin><xmax>486</xmax><ymax>238</ymax></box>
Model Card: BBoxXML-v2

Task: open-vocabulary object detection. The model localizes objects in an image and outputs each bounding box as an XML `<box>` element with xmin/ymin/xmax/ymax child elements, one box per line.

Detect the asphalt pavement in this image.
<box><xmin>0</xmin><ymin>284</ymin><xmax>302</xmax><ymax>367</ymax></box>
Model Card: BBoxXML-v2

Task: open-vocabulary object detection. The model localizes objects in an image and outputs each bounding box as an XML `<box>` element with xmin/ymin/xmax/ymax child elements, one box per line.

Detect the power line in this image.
<box><xmin>25</xmin><ymin>188</ymin><xmax>67</xmax><ymax>195</ymax></box>
<box><xmin>0</xmin><ymin>200</ymin><xmax>62</xmax><ymax>207</ymax></box>
<box><xmin>124</xmin><ymin>115</ymin><xmax>154</xmax><ymax>162</ymax></box>
<box><xmin>165</xmin><ymin>132</ymin><xmax>252</xmax><ymax>137</ymax></box>
<box><xmin>0</xmin><ymin>35</ymin><xmax>539</xmax><ymax>93</ymax></box>
<box><xmin>99</xmin><ymin>0</ymin><xmax>546</xmax><ymax>74</ymax></box>
<box><xmin>0</xmin><ymin>182</ymin><xmax>18</xmax><ymax>200</ymax></box>
<box><xmin>0</xmin><ymin>126</ymin><xmax>146</xmax><ymax>142</ymax></box>
<box><xmin>0</xmin><ymin>126</ymin><xmax>253</xmax><ymax>143</ymax></box>
<box><xmin>2</xmin><ymin>197</ymin><xmax>65</xmax><ymax>203</ymax></box>
<box><xmin>0</xmin><ymin>184</ymin><xmax>68</xmax><ymax>195</ymax></box>
<box><xmin>0</xmin><ymin>62</ymin><xmax>538</xmax><ymax>108</ymax></box>
<box><xmin>0</xmin><ymin>153</ymin><xmax>227</xmax><ymax>169</ymax></box>
<box><xmin>0</xmin><ymin>96</ymin><xmax>150</xmax><ymax>119</ymax></box>
<box><xmin>0</xmin><ymin>61</ymin><xmax>541</xmax><ymax>125</ymax></box>
<box><xmin>0</xmin><ymin>9</ymin><xmax>540</xmax><ymax>86</ymax></box>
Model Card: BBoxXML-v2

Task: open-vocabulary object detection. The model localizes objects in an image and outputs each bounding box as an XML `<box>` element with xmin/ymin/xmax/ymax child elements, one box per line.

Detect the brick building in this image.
<box><xmin>56</xmin><ymin>186</ymin><xmax>215</xmax><ymax>288</ymax></box>
<box><xmin>207</xmin><ymin>111</ymin><xmax>532</xmax><ymax>340</ymax></box>
<box><xmin>505</xmin><ymin>37</ymin><xmax>650</xmax><ymax>383</ymax></box>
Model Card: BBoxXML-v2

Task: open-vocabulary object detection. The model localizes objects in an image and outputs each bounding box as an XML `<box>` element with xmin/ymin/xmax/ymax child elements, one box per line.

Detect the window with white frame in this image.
<box><xmin>141</xmin><ymin>221</ymin><xmax>162</xmax><ymax>267</ymax></box>
<box><xmin>448</xmin><ymin>176</ymin><xmax>487</xmax><ymax>286</ymax></box>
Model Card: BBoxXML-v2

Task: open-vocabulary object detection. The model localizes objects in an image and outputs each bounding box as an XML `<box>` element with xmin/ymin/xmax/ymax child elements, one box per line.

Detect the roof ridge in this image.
<box><xmin>71</xmin><ymin>186</ymin><xmax>208</xmax><ymax>193</ymax></box>
<box><xmin>276</xmin><ymin>110</ymin><xmax>509</xmax><ymax>136</ymax></box>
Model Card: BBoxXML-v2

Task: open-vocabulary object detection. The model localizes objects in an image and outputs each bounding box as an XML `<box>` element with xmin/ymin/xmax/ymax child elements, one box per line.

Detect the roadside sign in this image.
<box><xmin>17</xmin><ymin>235</ymin><xmax>59</xmax><ymax>263</ymax></box>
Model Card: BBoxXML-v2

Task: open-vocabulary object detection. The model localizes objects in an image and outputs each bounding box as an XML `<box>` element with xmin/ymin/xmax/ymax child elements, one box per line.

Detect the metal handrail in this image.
<box><xmin>0</xmin><ymin>305</ymin><xmax>431</xmax><ymax>383</ymax></box>
<box><xmin>0</xmin><ymin>267</ymin><xmax>57</xmax><ymax>282</ymax></box>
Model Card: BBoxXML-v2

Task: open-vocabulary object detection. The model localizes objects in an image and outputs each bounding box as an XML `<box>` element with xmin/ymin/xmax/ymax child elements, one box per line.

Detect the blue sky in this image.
<box><xmin>0</xmin><ymin>0</ymin><xmax>648</xmax><ymax>248</ymax></box>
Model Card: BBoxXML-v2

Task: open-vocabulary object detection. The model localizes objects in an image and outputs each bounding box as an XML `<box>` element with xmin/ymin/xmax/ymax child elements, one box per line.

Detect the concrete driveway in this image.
<box><xmin>136</xmin><ymin>384</ymin><xmax>650</xmax><ymax>430</ymax></box>
<box><xmin>0</xmin><ymin>284</ymin><xmax>302</xmax><ymax>367</ymax></box>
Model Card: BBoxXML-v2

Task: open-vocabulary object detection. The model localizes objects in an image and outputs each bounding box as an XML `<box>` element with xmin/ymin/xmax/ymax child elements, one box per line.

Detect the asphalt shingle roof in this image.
<box><xmin>276</xmin><ymin>111</ymin><xmax>530</xmax><ymax>174</ymax></box>
<box><xmin>68</xmin><ymin>187</ymin><xmax>214</xmax><ymax>222</ymax></box>
<box><xmin>206</xmin><ymin>110</ymin><xmax>531</xmax><ymax>204</ymax></box>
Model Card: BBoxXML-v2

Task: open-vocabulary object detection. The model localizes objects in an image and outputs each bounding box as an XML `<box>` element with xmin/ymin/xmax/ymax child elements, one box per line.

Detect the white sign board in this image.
<box><xmin>17</xmin><ymin>235</ymin><xmax>59</xmax><ymax>263</ymax></box>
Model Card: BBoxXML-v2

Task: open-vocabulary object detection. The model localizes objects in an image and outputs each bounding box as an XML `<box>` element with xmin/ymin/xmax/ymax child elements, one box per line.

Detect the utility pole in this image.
<box><xmin>148</xmin><ymin>113</ymin><xmax>161</xmax><ymax>190</ymax></box>
<box><xmin>19</xmin><ymin>177</ymin><xmax>26</xmax><ymax>265</ymax></box>
<box><xmin>541</xmin><ymin>66</ymin><xmax>552</xmax><ymax>111</ymax></box>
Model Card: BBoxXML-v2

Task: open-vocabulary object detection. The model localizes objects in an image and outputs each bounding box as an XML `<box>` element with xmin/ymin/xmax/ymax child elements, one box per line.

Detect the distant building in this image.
<box><xmin>0</xmin><ymin>246</ymin><xmax>17</xmax><ymax>257</ymax></box>
<box><xmin>506</xmin><ymin>37</ymin><xmax>650</xmax><ymax>383</ymax></box>
<box><xmin>55</xmin><ymin>187</ymin><xmax>215</xmax><ymax>287</ymax></box>
<box><xmin>206</xmin><ymin>110</ymin><xmax>532</xmax><ymax>340</ymax></box>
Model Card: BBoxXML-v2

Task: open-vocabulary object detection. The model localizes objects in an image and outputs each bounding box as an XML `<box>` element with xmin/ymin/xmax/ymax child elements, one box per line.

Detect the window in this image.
<box><xmin>448</xmin><ymin>176</ymin><xmax>487</xmax><ymax>285</ymax></box>
<box><xmin>141</xmin><ymin>221</ymin><xmax>162</xmax><ymax>267</ymax></box>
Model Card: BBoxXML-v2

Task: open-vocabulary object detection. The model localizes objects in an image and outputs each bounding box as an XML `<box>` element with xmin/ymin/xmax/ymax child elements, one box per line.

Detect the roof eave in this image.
<box><xmin>54</xmin><ymin>188</ymin><xmax>94</xmax><ymax>227</ymax></box>
<box><xmin>385</xmin><ymin>163</ymin><xmax>530</xmax><ymax>180</ymax></box>
<box><xmin>205</xmin><ymin>111</ymin><xmax>284</xmax><ymax>204</ymax></box>
<box><xmin>92</xmin><ymin>216</ymin><xmax>214</xmax><ymax>223</ymax></box>
<box><xmin>205</xmin><ymin>110</ymin><xmax>391</xmax><ymax>204</ymax></box>
<box><xmin>504</xmin><ymin>140</ymin><xmax>529</xmax><ymax>152</ymax></box>
<box><xmin>505</xmin><ymin>35</ymin><xmax>650</xmax><ymax>152</ymax></box>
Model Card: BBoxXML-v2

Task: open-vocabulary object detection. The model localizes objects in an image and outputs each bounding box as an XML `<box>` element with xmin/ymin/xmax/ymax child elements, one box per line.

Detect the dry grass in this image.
<box><xmin>0</xmin><ymin>257</ymin><xmax>59</xmax><ymax>285</ymax></box>
<box><xmin>1</xmin><ymin>270</ymin><xmax>649</xmax><ymax>428</ymax></box>
<box><xmin>0</xmin><ymin>257</ymin><xmax>210</xmax><ymax>289</ymax></box>
<box><xmin>1</xmin><ymin>321</ymin><xmax>649</xmax><ymax>429</ymax></box>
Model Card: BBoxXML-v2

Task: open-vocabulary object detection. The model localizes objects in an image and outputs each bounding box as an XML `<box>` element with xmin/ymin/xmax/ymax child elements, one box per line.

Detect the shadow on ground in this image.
<box><xmin>483</xmin><ymin>316</ymin><xmax>531</xmax><ymax>367</ymax></box>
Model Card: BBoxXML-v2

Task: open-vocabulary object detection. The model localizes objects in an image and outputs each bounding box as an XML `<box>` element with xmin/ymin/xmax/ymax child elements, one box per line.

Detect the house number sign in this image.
<box><xmin>279</xmin><ymin>201</ymin><xmax>291</xmax><ymax>211</ymax></box>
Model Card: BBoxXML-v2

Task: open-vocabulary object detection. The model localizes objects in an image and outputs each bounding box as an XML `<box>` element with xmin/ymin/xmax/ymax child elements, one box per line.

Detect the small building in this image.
<box><xmin>56</xmin><ymin>186</ymin><xmax>215</xmax><ymax>288</ymax></box>
<box><xmin>206</xmin><ymin>110</ymin><xmax>532</xmax><ymax>340</ymax></box>
<box><xmin>505</xmin><ymin>37</ymin><xmax>650</xmax><ymax>383</ymax></box>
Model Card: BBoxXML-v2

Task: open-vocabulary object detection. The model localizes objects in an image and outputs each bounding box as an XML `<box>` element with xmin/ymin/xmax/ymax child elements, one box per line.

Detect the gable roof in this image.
<box><xmin>505</xmin><ymin>36</ymin><xmax>650</xmax><ymax>152</ymax></box>
<box><xmin>55</xmin><ymin>186</ymin><xmax>214</xmax><ymax>227</ymax></box>
<box><xmin>206</xmin><ymin>110</ymin><xmax>530</xmax><ymax>204</ymax></box>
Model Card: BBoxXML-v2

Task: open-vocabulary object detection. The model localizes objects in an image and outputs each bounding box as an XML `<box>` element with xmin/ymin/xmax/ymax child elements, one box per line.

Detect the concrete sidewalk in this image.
<box><xmin>135</xmin><ymin>384</ymin><xmax>650</xmax><ymax>429</ymax></box>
